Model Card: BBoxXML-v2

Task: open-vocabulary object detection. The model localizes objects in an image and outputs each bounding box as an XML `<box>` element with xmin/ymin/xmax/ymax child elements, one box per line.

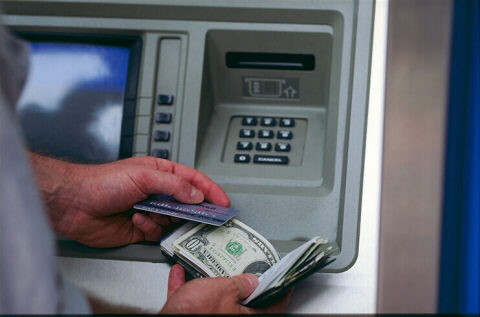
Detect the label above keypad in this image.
<box><xmin>223</xmin><ymin>116</ymin><xmax>307</xmax><ymax>166</ymax></box>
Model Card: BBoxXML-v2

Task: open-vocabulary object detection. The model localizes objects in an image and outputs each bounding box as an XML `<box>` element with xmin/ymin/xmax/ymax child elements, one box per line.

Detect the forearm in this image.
<box><xmin>29</xmin><ymin>152</ymin><xmax>72</xmax><ymax>204</ymax></box>
<box><xmin>28</xmin><ymin>152</ymin><xmax>80</xmax><ymax>231</ymax></box>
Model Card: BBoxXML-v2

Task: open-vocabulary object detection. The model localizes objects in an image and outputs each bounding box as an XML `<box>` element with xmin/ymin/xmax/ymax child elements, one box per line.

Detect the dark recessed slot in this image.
<box><xmin>226</xmin><ymin>52</ymin><xmax>315</xmax><ymax>71</ymax></box>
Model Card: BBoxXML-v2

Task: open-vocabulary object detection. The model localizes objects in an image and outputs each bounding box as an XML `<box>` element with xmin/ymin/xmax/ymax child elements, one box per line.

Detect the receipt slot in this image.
<box><xmin>4</xmin><ymin>0</ymin><xmax>374</xmax><ymax>272</ymax></box>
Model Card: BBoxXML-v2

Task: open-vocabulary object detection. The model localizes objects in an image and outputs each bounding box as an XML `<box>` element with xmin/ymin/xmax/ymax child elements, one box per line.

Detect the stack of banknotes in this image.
<box><xmin>160</xmin><ymin>218</ymin><xmax>339</xmax><ymax>307</ymax></box>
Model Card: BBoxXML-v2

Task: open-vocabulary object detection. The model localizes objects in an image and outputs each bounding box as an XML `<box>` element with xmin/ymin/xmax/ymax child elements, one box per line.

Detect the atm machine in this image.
<box><xmin>3</xmin><ymin>0</ymin><xmax>386</xmax><ymax>313</ymax></box>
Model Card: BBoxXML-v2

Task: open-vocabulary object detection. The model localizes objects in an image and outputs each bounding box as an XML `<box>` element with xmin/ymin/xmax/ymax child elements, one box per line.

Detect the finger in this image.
<box><xmin>148</xmin><ymin>213</ymin><xmax>176</xmax><ymax>231</ymax></box>
<box><xmin>229</xmin><ymin>274</ymin><xmax>259</xmax><ymax>300</ymax></box>
<box><xmin>151</xmin><ymin>159</ymin><xmax>230</xmax><ymax>207</ymax></box>
<box><xmin>169</xmin><ymin>216</ymin><xmax>183</xmax><ymax>223</ymax></box>
<box><xmin>131</xmin><ymin>170</ymin><xmax>205</xmax><ymax>204</ymax></box>
<box><xmin>123</xmin><ymin>157</ymin><xmax>229</xmax><ymax>206</ymax></box>
<box><xmin>167</xmin><ymin>264</ymin><xmax>186</xmax><ymax>298</ymax></box>
<box><xmin>132</xmin><ymin>213</ymin><xmax>165</xmax><ymax>241</ymax></box>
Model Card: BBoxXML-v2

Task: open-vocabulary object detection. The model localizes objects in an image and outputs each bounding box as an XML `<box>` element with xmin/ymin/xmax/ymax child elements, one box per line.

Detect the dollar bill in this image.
<box><xmin>173</xmin><ymin>218</ymin><xmax>280</xmax><ymax>277</ymax></box>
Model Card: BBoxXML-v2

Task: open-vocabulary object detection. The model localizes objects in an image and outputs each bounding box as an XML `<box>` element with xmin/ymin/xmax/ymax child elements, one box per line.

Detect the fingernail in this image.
<box><xmin>190</xmin><ymin>187</ymin><xmax>203</xmax><ymax>201</ymax></box>
<box><xmin>245</xmin><ymin>274</ymin><xmax>258</xmax><ymax>288</ymax></box>
<box><xmin>133</xmin><ymin>214</ymin><xmax>146</xmax><ymax>226</ymax></box>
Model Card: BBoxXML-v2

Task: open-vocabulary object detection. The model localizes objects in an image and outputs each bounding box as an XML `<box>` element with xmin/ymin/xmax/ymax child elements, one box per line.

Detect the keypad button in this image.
<box><xmin>239</xmin><ymin>129</ymin><xmax>255</xmax><ymax>138</ymax></box>
<box><xmin>151</xmin><ymin>149</ymin><xmax>169</xmax><ymax>159</ymax></box>
<box><xmin>155</xmin><ymin>112</ymin><xmax>172</xmax><ymax>123</ymax></box>
<box><xmin>237</xmin><ymin>141</ymin><xmax>253</xmax><ymax>150</ymax></box>
<box><xmin>157</xmin><ymin>94</ymin><xmax>174</xmax><ymax>105</ymax></box>
<box><xmin>256</xmin><ymin>142</ymin><xmax>272</xmax><ymax>151</ymax></box>
<box><xmin>154</xmin><ymin>130</ymin><xmax>170</xmax><ymax>142</ymax></box>
<box><xmin>258</xmin><ymin>129</ymin><xmax>274</xmax><ymax>139</ymax></box>
<box><xmin>280</xmin><ymin>118</ymin><xmax>295</xmax><ymax>127</ymax></box>
<box><xmin>277</xmin><ymin>130</ymin><xmax>293</xmax><ymax>140</ymax></box>
<box><xmin>275</xmin><ymin>143</ymin><xmax>291</xmax><ymax>152</ymax></box>
<box><xmin>242</xmin><ymin>117</ymin><xmax>258</xmax><ymax>126</ymax></box>
<box><xmin>253</xmin><ymin>155</ymin><xmax>289</xmax><ymax>165</ymax></box>
<box><xmin>261</xmin><ymin>117</ymin><xmax>277</xmax><ymax>127</ymax></box>
<box><xmin>234</xmin><ymin>154</ymin><xmax>250</xmax><ymax>163</ymax></box>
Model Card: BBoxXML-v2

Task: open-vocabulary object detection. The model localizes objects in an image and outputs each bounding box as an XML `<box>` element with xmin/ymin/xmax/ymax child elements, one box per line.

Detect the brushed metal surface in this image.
<box><xmin>377</xmin><ymin>0</ymin><xmax>452</xmax><ymax>313</ymax></box>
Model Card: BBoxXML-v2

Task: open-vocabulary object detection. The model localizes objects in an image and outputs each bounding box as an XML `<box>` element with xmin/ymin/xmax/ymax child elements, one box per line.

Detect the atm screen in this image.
<box><xmin>16</xmin><ymin>35</ymin><xmax>140</xmax><ymax>163</ymax></box>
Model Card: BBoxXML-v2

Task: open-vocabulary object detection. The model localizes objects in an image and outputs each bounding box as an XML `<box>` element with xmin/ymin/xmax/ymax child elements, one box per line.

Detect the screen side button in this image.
<box><xmin>152</xmin><ymin>149</ymin><xmax>169</xmax><ymax>159</ymax></box>
<box><xmin>234</xmin><ymin>154</ymin><xmax>251</xmax><ymax>163</ymax></box>
<box><xmin>155</xmin><ymin>112</ymin><xmax>172</xmax><ymax>123</ymax></box>
<box><xmin>154</xmin><ymin>130</ymin><xmax>170</xmax><ymax>142</ymax></box>
<box><xmin>157</xmin><ymin>94</ymin><xmax>174</xmax><ymax>105</ymax></box>
<box><xmin>253</xmin><ymin>155</ymin><xmax>289</xmax><ymax>164</ymax></box>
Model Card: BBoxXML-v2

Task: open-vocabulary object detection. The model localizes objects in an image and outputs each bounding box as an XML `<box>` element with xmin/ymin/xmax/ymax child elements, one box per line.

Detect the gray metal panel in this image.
<box><xmin>377</xmin><ymin>0</ymin><xmax>452</xmax><ymax>313</ymax></box>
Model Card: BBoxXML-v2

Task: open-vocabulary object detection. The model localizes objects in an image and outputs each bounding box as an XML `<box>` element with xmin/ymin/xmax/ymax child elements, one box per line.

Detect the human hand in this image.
<box><xmin>160</xmin><ymin>264</ymin><xmax>292</xmax><ymax>314</ymax></box>
<box><xmin>30</xmin><ymin>154</ymin><xmax>229</xmax><ymax>247</ymax></box>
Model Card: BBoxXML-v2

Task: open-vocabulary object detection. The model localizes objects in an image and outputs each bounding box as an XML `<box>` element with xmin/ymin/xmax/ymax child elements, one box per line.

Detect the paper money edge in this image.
<box><xmin>160</xmin><ymin>221</ymin><xmax>197</xmax><ymax>257</ymax></box>
<box><xmin>173</xmin><ymin>218</ymin><xmax>280</xmax><ymax>277</ymax></box>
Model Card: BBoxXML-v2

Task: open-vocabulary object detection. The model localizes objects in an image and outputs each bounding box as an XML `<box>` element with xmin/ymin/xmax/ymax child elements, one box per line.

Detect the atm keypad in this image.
<box><xmin>275</xmin><ymin>142</ymin><xmax>291</xmax><ymax>152</ymax></box>
<box><xmin>254</xmin><ymin>155</ymin><xmax>289</xmax><ymax>165</ymax></box>
<box><xmin>256</xmin><ymin>142</ymin><xmax>272</xmax><ymax>151</ymax></box>
<box><xmin>261</xmin><ymin>117</ymin><xmax>277</xmax><ymax>127</ymax></box>
<box><xmin>225</xmin><ymin>116</ymin><xmax>306</xmax><ymax>166</ymax></box>
<box><xmin>277</xmin><ymin>130</ymin><xmax>293</xmax><ymax>140</ymax></box>
<box><xmin>237</xmin><ymin>141</ymin><xmax>253</xmax><ymax>150</ymax></box>
<box><xmin>258</xmin><ymin>130</ymin><xmax>274</xmax><ymax>139</ymax></box>
<box><xmin>242</xmin><ymin>117</ymin><xmax>258</xmax><ymax>126</ymax></box>
<box><xmin>239</xmin><ymin>129</ymin><xmax>255</xmax><ymax>138</ymax></box>
<box><xmin>235</xmin><ymin>154</ymin><xmax>251</xmax><ymax>163</ymax></box>
<box><xmin>279</xmin><ymin>118</ymin><xmax>295</xmax><ymax>127</ymax></box>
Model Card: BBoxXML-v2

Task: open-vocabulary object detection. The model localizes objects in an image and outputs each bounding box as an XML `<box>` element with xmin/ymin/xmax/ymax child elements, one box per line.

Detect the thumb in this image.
<box><xmin>230</xmin><ymin>274</ymin><xmax>259</xmax><ymax>300</ymax></box>
<box><xmin>167</xmin><ymin>264</ymin><xmax>186</xmax><ymax>298</ymax></box>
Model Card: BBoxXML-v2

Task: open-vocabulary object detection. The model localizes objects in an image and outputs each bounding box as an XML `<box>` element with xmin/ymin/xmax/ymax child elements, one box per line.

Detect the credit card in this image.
<box><xmin>133</xmin><ymin>195</ymin><xmax>239</xmax><ymax>226</ymax></box>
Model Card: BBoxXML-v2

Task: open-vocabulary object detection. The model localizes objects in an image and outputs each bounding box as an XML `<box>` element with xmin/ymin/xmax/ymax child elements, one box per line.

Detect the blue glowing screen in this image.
<box><xmin>17</xmin><ymin>42</ymin><xmax>131</xmax><ymax>163</ymax></box>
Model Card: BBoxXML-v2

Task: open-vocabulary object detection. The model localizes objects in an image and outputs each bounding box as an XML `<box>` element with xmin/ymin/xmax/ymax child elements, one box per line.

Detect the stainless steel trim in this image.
<box><xmin>377</xmin><ymin>0</ymin><xmax>452</xmax><ymax>313</ymax></box>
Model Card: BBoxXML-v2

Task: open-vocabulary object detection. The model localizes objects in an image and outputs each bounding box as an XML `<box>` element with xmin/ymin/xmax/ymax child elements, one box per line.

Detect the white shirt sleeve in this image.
<box><xmin>0</xmin><ymin>13</ymin><xmax>90</xmax><ymax>315</ymax></box>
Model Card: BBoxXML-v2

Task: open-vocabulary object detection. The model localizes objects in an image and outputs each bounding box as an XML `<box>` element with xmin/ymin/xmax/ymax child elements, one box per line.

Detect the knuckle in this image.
<box><xmin>173</xmin><ymin>176</ymin><xmax>190</xmax><ymax>193</ymax></box>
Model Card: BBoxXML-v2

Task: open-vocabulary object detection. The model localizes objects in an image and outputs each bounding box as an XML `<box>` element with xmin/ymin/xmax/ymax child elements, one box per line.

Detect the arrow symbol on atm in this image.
<box><xmin>283</xmin><ymin>86</ymin><xmax>297</xmax><ymax>98</ymax></box>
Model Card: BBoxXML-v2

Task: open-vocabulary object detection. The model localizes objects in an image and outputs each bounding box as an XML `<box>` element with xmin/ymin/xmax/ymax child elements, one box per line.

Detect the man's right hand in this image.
<box><xmin>160</xmin><ymin>264</ymin><xmax>292</xmax><ymax>314</ymax></box>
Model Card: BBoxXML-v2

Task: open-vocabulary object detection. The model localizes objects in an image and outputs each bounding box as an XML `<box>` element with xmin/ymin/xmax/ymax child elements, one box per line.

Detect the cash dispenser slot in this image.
<box><xmin>225</xmin><ymin>52</ymin><xmax>315</xmax><ymax>71</ymax></box>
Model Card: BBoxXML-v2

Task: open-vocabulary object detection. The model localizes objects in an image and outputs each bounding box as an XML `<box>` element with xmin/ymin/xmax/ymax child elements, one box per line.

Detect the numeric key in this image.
<box><xmin>242</xmin><ymin>117</ymin><xmax>258</xmax><ymax>126</ymax></box>
<box><xmin>239</xmin><ymin>129</ymin><xmax>255</xmax><ymax>138</ymax></box>
<box><xmin>237</xmin><ymin>141</ymin><xmax>253</xmax><ymax>150</ymax></box>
